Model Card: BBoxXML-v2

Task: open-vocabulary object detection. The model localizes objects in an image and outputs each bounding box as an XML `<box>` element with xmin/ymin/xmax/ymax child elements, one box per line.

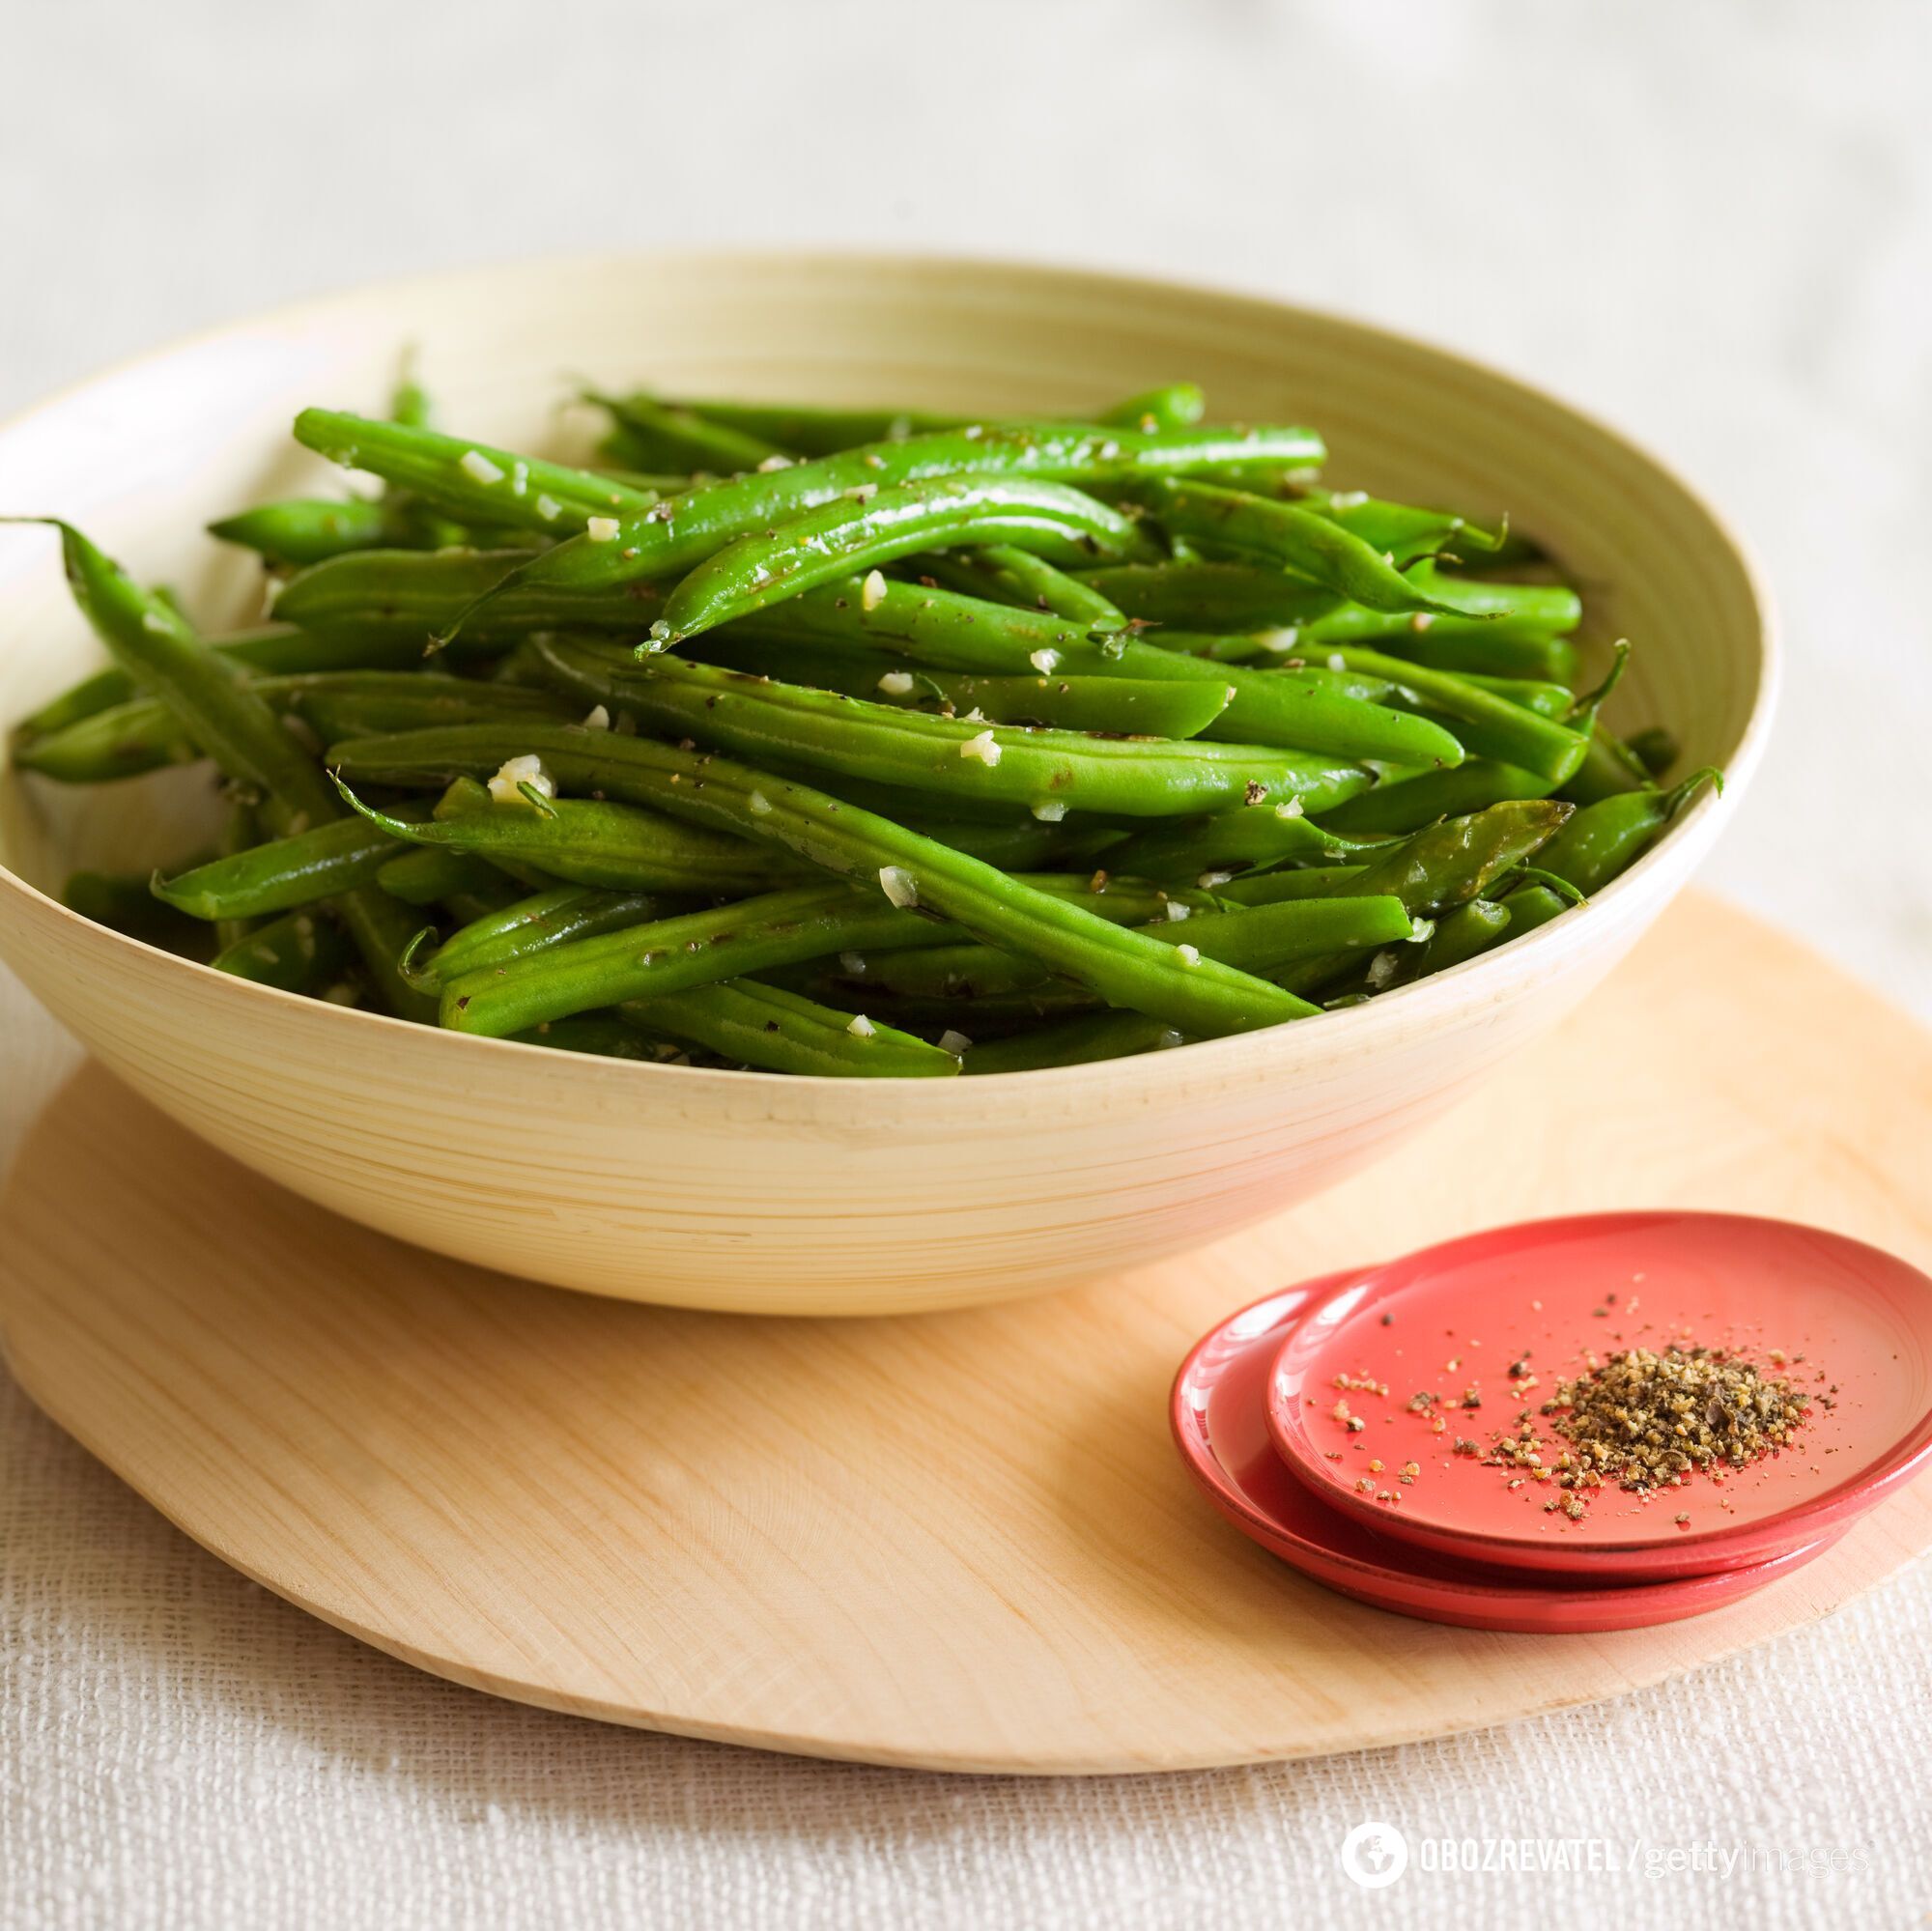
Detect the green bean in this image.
<box><xmin>1493</xmin><ymin>882</ymin><xmax>1576</xmax><ymax>938</ymax></box>
<box><xmin>693</xmin><ymin>639</ymin><xmax>1236</xmax><ymax>738</ymax></box>
<box><xmin>1535</xmin><ymin>768</ymin><xmax>1721</xmax><ymax>895</ymax></box>
<box><xmin>270</xmin><ymin>548</ymin><xmax>661</xmax><ymax>639</ymax></box>
<box><xmin>357</xmin><ymin>774</ymin><xmax>795</xmax><ymax>895</ymax></box>
<box><xmin>1302</xmin><ymin>565</ymin><xmax>1581</xmax><ymax>639</ymax></box>
<box><xmin>1318</xmin><ymin>759</ymin><xmax>1554</xmax><ymax>836</ymax></box>
<box><xmin>13</xmin><ymin>616</ymin><xmax>543</xmax><ymax>761</ymax></box>
<box><xmin>207</xmin><ymin>497</ymin><xmax>395</xmax><ymax>566</ymax></box>
<box><xmin>1099</xmin><ymin>803</ymin><xmax>1387</xmax><ymax>883</ymax></box>
<box><xmin>621</xmin><ymin>980</ymin><xmax>959</xmax><ymax>1078</ymax></box>
<box><xmin>1363</xmin><ymin>623</ymin><xmax>1581</xmax><ymax>685</ymax></box>
<box><xmin>649</xmin><ymin>476</ymin><xmax>1152</xmax><ymax>645</ymax></box>
<box><xmin>211</xmin><ymin>796</ymin><xmax>260</xmax><ymax>952</ymax></box>
<box><xmin>17</xmin><ymin>671</ymin><xmax>574</xmax><ymax>784</ymax></box>
<box><xmin>449</xmin><ymin>417</ymin><xmax>1328</xmax><ymax>614</ymax></box>
<box><xmin>10</xmin><ymin>521</ymin><xmax>430</xmax><ymax>1015</ymax></box>
<box><xmin>896</xmin><ymin>816</ymin><xmax>1126</xmax><ymax>870</ymax></box>
<box><xmin>1357</xmin><ymin>896</ymin><xmax>1513</xmax><ymax>994</ymax></box>
<box><xmin>660</xmin><ymin>383</ymin><xmax>1208</xmax><ymax>457</ymax></box>
<box><xmin>1095</xmin><ymin>383</ymin><xmax>1207</xmax><ymax>431</ymax></box>
<box><xmin>819</xmin><ymin>895</ymin><xmax>1416</xmax><ymax>1009</ymax></box>
<box><xmin>1293</xmin><ymin>488</ymin><xmax>1505</xmax><ymax>564</ymax></box>
<box><xmin>962</xmin><ymin>1011</ymin><xmax>1185</xmax><ymax>1073</ymax></box>
<box><xmin>657</xmin><ymin>401</ymin><xmax>961</xmax><ymax>455</ymax></box>
<box><xmin>154</xmin><ymin>811</ymin><xmax>418</xmax><ymax>921</ymax></box>
<box><xmin>917</xmin><ymin>545</ymin><xmax>1130</xmax><ymax>629</ymax></box>
<box><xmin>1215</xmin><ymin>865</ymin><xmax>1367</xmax><ymax>905</ymax></box>
<box><xmin>530</xmin><ymin>641</ymin><xmax>1365</xmax><ymax>819</ymax></box>
<box><xmin>413</xmin><ymin>885</ymin><xmax>669</xmax><ymax>986</ymax></box>
<box><xmin>431</xmin><ymin>882</ymin><xmax>930</xmax><ymax>1036</ymax></box>
<box><xmin>1319</xmin><ymin>646</ymin><xmax>1587</xmax><ymax>783</ymax></box>
<box><xmin>1074</xmin><ymin>561</ymin><xmax>1340</xmax><ymax>633</ymax></box>
<box><xmin>327</xmin><ymin>725</ymin><xmax>1320</xmax><ymax>1036</ymax></box>
<box><xmin>587</xmin><ymin>391</ymin><xmax>788</xmax><ymax>474</ymax></box>
<box><xmin>1560</xmin><ymin>725</ymin><xmax>1658</xmax><ymax>806</ymax></box>
<box><xmin>62</xmin><ymin>868</ymin><xmax>212</xmax><ymax>952</ymax></box>
<box><xmin>1120</xmin><ymin>479</ymin><xmax>1481</xmax><ymax>616</ymax></box>
<box><xmin>16</xmin><ymin>696</ymin><xmax>206</xmax><ymax>782</ymax></box>
<box><xmin>293</xmin><ymin>410</ymin><xmax>664</xmax><ymax>535</ymax></box>
<box><xmin>210</xmin><ymin>906</ymin><xmax>355</xmax><ymax>992</ymax></box>
<box><xmin>1270</xmin><ymin>801</ymin><xmax>1573</xmax><ymax>994</ymax></box>
<box><xmin>723</xmin><ymin>578</ymin><xmax>1464</xmax><ymax>767</ymax></box>
<box><xmin>376</xmin><ymin>846</ymin><xmax>506</xmax><ymax>905</ymax></box>
<box><xmin>1626</xmin><ymin>725</ymin><xmax>1679</xmax><ymax>779</ymax></box>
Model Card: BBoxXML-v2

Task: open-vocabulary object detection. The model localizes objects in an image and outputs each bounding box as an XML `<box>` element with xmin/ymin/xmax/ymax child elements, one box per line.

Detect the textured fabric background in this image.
<box><xmin>3</xmin><ymin>2</ymin><xmax>1930</xmax><ymax>1926</ymax></box>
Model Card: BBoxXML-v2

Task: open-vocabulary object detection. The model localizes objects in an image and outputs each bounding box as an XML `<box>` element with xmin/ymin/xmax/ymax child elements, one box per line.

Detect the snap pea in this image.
<box><xmin>10</xmin><ymin>521</ymin><xmax>429</xmax><ymax>1015</ymax></box>
<box><xmin>451</xmin><ymin>417</ymin><xmax>1328</xmax><ymax>613</ymax></box>
<box><xmin>326</xmin><ymin>725</ymin><xmax>1320</xmax><ymax>1036</ymax></box>
<box><xmin>412</xmin><ymin>885</ymin><xmax>670</xmax><ymax>986</ymax></box>
<box><xmin>620</xmin><ymin>980</ymin><xmax>960</xmax><ymax>1078</ymax></box>
<box><xmin>293</xmin><ymin>410</ymin><xmax>664</xmax><ymax>534</ymax></box>
<box><xmin>153</xmin><ymin>811</ymin><xmax>419</xmax><ymax>921</ymax></box>
<box><xmin>358</xmin><ymin>774</ymin><xmax>795</xmax><ymax>895</ymax></box>
<box><xmin>724</xmin><ymin>577</ymin><xmax>1464</xmax><ymax>767</ymax></box>
<box><xmin>648</xmin><ymin>476</ymin><xmax>1153</xmax><ymax>645</ymax></box>
<box><xmin>529</xmin><ymin>640</ymin><xmax>1366</xmax><ymax>818</ymax></box>
<box><xmin>210</xmin><ymin>906</ymin><xmax>355</xmax><ymax>992</ymax></box>
<box><xmin>1534</xmin><ymin>768</ymin><xmax>1721</xmax><ymax>895</ymax></box>
<box><xmin>1119</xmin><ymin>479</ymin><xmax>1483</xmax><ymax>616</ymax></box>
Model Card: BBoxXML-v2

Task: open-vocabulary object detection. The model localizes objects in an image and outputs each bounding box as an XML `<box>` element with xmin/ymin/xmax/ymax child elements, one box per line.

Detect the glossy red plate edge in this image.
<box><xmin>1260</xmin><ymin>1212</ymin><xmax>1932</xmax><ymax>1580</ymax></box>
<box><xmin>1169</xmin><ymin>1274</ymin><xmax>1848</xmax><ymax>1633</ymax></box>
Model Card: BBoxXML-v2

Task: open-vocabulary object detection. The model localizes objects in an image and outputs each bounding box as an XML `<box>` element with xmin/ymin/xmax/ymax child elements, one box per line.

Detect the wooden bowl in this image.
<box><xmin>0</xmin><ymin>254</ymin><xmax>1776</xmax><ymax>1316</ymax></box>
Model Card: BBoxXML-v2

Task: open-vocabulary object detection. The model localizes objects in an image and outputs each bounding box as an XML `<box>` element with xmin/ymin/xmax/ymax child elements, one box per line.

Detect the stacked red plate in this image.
<box><xmin>1170</xmin><ymin>1212</ymin><xmax>1932</xmax><ymax>1633</ymax></box>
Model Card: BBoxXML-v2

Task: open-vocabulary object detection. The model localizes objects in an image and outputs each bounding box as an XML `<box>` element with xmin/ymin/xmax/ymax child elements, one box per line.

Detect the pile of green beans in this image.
<box><xmin>4</xmin><ymin>370</ymin><xmax>1714</xmax><ymax>1076</ymax></box>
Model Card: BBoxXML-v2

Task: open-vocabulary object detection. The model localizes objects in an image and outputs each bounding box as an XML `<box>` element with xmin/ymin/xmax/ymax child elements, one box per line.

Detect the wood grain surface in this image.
<box><xmin>1</xmin><ymin>892</ymin><xmax>1926</xmax><ymax>1775</ymax></box>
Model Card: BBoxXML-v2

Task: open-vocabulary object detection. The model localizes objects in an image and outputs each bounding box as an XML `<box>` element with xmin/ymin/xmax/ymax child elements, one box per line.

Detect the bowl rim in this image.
<box><xmin>0</xmin><ymin>247</ymin><xmax>1781</xmax><ymax>1097</ymax></box>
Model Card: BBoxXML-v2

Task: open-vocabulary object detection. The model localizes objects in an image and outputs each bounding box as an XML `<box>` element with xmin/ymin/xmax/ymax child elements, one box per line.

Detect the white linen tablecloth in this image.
<box><xmin>3</xmin><ymin>2</ymin><xmax>1929</xmax><ymax>1924</ymax></box>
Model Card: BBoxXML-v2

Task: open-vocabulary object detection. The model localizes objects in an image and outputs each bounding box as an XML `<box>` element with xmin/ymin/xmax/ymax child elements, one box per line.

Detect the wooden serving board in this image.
<box><xmin>3</xmin><ymin>893</ymin><xmax>1928</xmax><ymax>1775</ymax></box>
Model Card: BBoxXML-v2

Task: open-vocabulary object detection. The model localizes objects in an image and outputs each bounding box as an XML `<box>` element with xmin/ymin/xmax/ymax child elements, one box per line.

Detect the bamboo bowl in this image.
<box><xmin>0</xmin><ymin>254</ymin><xmax>1775</xmax><ymax>1315</ymax></box>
